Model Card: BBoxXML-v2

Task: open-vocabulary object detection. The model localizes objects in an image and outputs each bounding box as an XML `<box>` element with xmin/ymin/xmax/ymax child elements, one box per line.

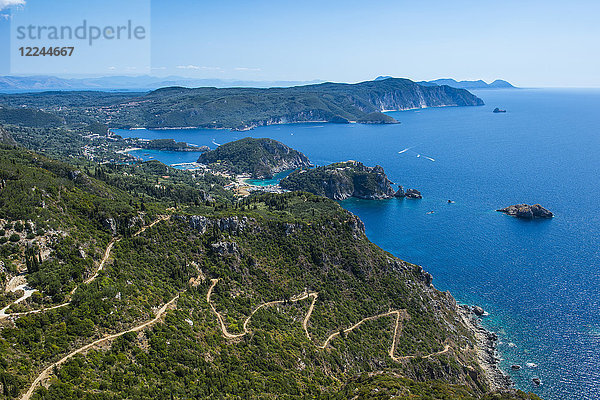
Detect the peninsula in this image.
<box><xmin>0</xmin><ymin>78</ymin><xmax>484</xmax><ymax>131</ymax></box>
<box><xmin>197</xmin><ymin>137</ymin><xmax>311</xmax><ymax>179</ymax></box>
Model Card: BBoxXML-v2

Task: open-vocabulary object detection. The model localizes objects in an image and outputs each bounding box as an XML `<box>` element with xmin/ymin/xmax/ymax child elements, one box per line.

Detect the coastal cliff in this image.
<box><xmin>280</xmin><ymin>161</ymin><xmax>397</xmax><ymax>200</ymax></box>
<box><xmin>0</xmin><ymin>141</ymin><xmax>542</xmax><ymax>400</ymax></box>
<box><xmin>0</xmin><ymin>78</ymin><xmax>483</xmax><ymax>131</ymax></box>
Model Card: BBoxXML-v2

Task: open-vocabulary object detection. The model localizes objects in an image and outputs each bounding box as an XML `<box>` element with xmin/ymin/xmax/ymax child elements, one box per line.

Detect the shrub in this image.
<box><xmin>14</xmin><ymin>222</ymin><xmax>24</xmax><ymax>232</ymax></box>
<box><xmin>9</xmin><ymin>233</ymin><xmax>20</xmax><ymax>242</ymax></box>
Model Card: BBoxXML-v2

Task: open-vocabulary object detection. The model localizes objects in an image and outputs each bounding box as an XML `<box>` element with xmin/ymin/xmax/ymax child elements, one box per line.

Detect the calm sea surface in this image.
<box><xmin>113</xmin><ymin>89</ymin><xmax>600</xmax><ymax>399</ymax></box>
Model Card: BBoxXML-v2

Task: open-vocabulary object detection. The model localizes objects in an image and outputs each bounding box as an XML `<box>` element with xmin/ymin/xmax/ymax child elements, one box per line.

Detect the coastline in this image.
<box><xmin>457</xmin><ymin>304</ymin><xmax>512</xmax><ymax>391</ymax></box>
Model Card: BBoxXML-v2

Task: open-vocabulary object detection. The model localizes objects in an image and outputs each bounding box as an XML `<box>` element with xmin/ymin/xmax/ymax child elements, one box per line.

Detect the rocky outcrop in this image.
<box><xmin>280</xmin><ymin>161</ymin><xmax>398</xmax><ymax>200</ymax></box>
<box><xmin>346</xmin><ymin>212</ymin><xmax>366</xmax><ymax>238</ymax></box>
<box><xmin>497</xmin><ymin>204</ymin><xmax>553</xmax><ymax>219</ymax></box>
<box><xmin>177</xmin><ymin>215</ymin><xmax>253</xmax><ymax>235</ymax></box>
<box><xmin>102</xmin><ymin>218</ymin><xmax>117</xmax><ymax>236</ymax></box>
<box><xmin>211</xmin><ymin>241</ymin><xmax>239</xmax><ymax>256</ymax></box>
<box><xmin>459</xmin><ymin>305</ymin><xmax>512</xmax><ymax>390</ymax></box>
<box><xmin>473</xmin><ymin>306</ymin><xmax>485</xmax><ymax>316</ymax></box>
<box><xmin>399</xmin><ymin>188</ymin><xmax>422</xmax><ymax>199</ymax></box>
<box><xmin>0</xmin><ymin>126</ymin><xmax>17</xmax><ymax>146</ymax></box>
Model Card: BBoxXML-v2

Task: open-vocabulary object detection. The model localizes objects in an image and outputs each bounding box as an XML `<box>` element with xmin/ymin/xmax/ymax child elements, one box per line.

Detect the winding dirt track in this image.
<box><xmin>21</xmin><ymin>268</ymin><xmax>450</xmax><ymax>400</ymax></box>
<box><xmin>207</xmin><ymin>279</ymin><xmax>318</xmax><ymax>339</ymax></box>
<box><xmin>207</xmin><ymin>279</ymin><xmax>450</xmax><ymax>362</ymax></box>
<box><xmin>20</xmin><ymin>294</ymin><xmax>180</xmax><ymax>400</ymax></box>
<box><xmin>302</xmin><ymin>292</ymin><xmax>318</xmax><ymax>339</ymax></box>
<box><xmin>0</xmin><ymin>216</ymin><xmax>169</xmax><ymax>321</ymax></box>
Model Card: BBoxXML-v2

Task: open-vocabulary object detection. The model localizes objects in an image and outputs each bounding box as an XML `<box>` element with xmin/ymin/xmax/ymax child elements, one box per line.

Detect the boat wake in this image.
<box><xmin>415</xmin><ymin>153</ymin><xmax>435</xmax><ymax>162</ymax></box>
<box><xmin>398</xmin><ymin>146</ymin><xmax>415</xmax><ymax>154</ymax></box>
<box><xmin>211</xmin><ymin>139</ymin><xmax>222</xmax><ymax>146</ymax></box>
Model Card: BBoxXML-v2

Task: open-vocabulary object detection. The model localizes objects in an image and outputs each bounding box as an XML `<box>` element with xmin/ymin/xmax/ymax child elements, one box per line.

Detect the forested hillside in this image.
<box><xmin>0</xmin><ymin>142</ymin><xmax>539</xmax><ymax>400</ymax></box>
<box><xmin>0</xmin><ymin>78</ymin><xmax>484</xmax><ymax>131</ymax></box>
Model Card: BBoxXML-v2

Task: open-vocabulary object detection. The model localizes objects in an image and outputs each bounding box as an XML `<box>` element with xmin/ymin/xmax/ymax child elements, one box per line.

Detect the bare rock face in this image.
<box><xmin>102</xmin><ymin>218</ymin><xmax>117</xmax><ymax>236</ymax></box>
<box><xmin>346</xmin><ymin>212</ymin><xmax>366</xmax><ymax>238</ymax></box>
<box><xmin>179</xmin><ymin>215</ymin><xmax>252</xmax><ymax>235</ymax></box>
<box><xmin>280</xmin><ymin>161</ymin><xmax>398</xmax><ymax>200</ymax></box>
<box><xmin>211</xmin><ymin>241</ymin><xmax>239</xmax><ymax>256</ymax></box>
<box><xmin>496</xmin><ymin>204</ymin><xmax>553</xmax><ymax>219</ymax></box>
<box><xmin>0</xmin><ymin>126</ymin><xmax>17</xmax><ymax>146</ymax></box>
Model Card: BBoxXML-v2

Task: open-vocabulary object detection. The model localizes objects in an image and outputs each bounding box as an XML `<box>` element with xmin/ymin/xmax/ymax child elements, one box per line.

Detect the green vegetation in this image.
<box><xmin>0</xmin><ymin>106</ymin><xmax>63</xmax><ymax>129</ymax></box>
<box><xmin>357</xmin><ymin>111</ymin><xmax>398</xmax><ymax>124</ymax></box>
<box><xmin>281</xmin><ymin>161</ymin><xmax>397</xmax><ymax>200</ymax></box>
<box><xmin>198</xmin><ymin>137</ymin><xmax>311</xmax><ymax>178</ymax></box>
<box><xmin>143</xmin><ymin>139</ymin><xmax>194</xmax><ymax>151</ymax></box>
<box><xmin>337</xmin><ymin>374</ymin><xmax>541</xmax><ymax>400</ymax></box>
<box><xmin>0</xmin><ymin>78</ymin><xmax>484</xmax><ymax>130</ymax></box>
<box><xmin>0</xmin><ymin>136</ymin><xmax>533</xmax><ymax>399</ymax></box>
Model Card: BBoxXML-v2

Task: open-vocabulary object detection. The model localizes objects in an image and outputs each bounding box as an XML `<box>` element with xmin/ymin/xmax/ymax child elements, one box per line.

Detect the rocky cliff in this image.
<box><xmin>62</xmin><ymin>78</ymin><xmax>485</xmax><ymax>130</ymax></box>
<box><xmin>280</xmin><ymin>161</ymin><xmax>398</xmax><ymax>200</ymax></box>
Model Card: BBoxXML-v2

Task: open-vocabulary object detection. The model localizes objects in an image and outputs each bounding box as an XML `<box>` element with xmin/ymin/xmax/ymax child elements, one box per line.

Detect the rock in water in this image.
<box><xmin>473</xmin><ymin>306</ymin><xmax>485</xmax><ymax>316</ymax></box>
<box><xmin>496</xmin><ymin>204</ymin><xmax>553</xmax><ymax>219</ymax></box>
<box><xmin>405</xmin><ymin>188</ymin><xmax>423</xmax><ymax>199</ymax></box>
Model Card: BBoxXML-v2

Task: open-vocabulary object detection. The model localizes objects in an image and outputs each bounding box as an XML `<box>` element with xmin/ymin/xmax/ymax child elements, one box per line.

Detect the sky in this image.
<box><xmin>1</xmin><ymin>0</ymin><xmax>600</xmax><ymax>87</ymax></box>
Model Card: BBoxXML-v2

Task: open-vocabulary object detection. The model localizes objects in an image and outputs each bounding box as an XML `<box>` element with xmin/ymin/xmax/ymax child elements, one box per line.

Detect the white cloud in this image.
<box><xmin>151</xmin><ymin>66</ymin><xmax>167</xmax><ymax>70</ymax></box>
<box><xmin>235</xmin><ymin>67</ymin><xmax>262</xmax><ymax>72</ymax></box>
<box><xmin>0</xmin><ymin>0</ymin><xmax>26</xmax><ymax>11</ymax></box>
<box><xmin>177</xmin><ymin>65</ymin><xmax>201</xmax><ymax>70</ymax></box>
<box><xmin>176</xmin><ymin>65</ymin><xmax>222</xmax><ymax>71</ymax></box>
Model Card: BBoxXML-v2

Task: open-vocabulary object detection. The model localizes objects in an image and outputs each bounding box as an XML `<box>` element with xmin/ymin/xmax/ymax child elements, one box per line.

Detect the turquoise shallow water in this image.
<box><xmin>113</xmin><ymin>89</ymin><xmax>600</xmax><ymax>399</ymax></box>
<box><xmin>245</xmin><ymin>170</ymin><xmax>294</xmax><ymax>186</ymax></box>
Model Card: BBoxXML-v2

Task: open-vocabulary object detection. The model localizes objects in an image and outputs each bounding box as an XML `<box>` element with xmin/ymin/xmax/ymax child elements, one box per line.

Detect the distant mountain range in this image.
<box><xmin>375</xmin><ymin>76</ymin><xmax>515</xmax><ymax>89</ymax></box>
<box><xmin>0</xmin><ymin>75</ymin><xmax>325</xmax><ymax>92</ymax></box>
<box><xmin>0</xmin><ymin>78</ymin><xmax>484</xmax><ymax>130</ymax></box>
<box><xmin>1</xmin><ymin>75</ymin><xmax>516</xmax><ymax>92</ymax></box>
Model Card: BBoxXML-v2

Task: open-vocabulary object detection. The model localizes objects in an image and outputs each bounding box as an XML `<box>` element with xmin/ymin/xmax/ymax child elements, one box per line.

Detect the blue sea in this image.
<box><xmin>113</xmin><ymin>89</ymin><xmax>600</xmax><ymax>400</ymax></box>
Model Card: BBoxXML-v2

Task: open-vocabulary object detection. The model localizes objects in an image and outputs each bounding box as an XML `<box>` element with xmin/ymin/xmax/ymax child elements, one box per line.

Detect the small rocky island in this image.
<box><xmin>197</xmin><ymin>137</ymin><xmax>311</xmax><ymax>179</ymax></box>
<box><xmin>280</xmin><ymin>161</ymin><xmax>421</xmax><ymax>201</ymax></box>
<box><xmin>397</xmin><ymin>187</ymin><xmax>423</xmax><ymax>199</ymax></box>
<box><xmin>497</xmin><ymin>204</ymin><xmax>553</xmax><ymax>219</ymax></box>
